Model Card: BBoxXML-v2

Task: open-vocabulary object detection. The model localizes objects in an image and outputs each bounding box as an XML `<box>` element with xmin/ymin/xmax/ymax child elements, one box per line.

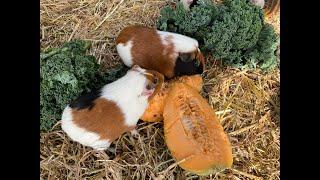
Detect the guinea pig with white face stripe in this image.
<box><xmin>116</xmin><ymin>25</ymin><xmax>205</xmax><ymax>79</ymax></box>
<box><xmin>61</xmin><ymin>65</ymin><xmax>164</xmax><ymax>151</ymax></box>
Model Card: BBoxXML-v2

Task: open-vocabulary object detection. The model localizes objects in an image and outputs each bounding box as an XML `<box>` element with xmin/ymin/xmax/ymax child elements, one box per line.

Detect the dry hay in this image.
<box><xmin>40</xmin><ymin>0</ymin><xmax>280</xmax><ymax>179</ymax></box>
<box><xmin>40</xmin><ymin>0</ymin><xmax>170</xmax><ymax>68</ymax></box>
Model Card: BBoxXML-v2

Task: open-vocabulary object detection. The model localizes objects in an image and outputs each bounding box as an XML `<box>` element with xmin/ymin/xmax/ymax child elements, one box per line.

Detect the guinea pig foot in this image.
<box><xmin>90</xmin><ymin>139</ymin><xmax>111</xmax><ymax>151</ymax></box>
<box><xmin>130</xmin><ymin>129</ymin><xmax>140</xmax><ymax>137</ymax></box>
<box><xmin>95</xmin><ymin>147</ymin><xmax>109</xmax><ymax>152</ymax></box>
<box><xmin>107</xmin><ymin>147</ymin><xmax>117</xmax><ymax>154</ymax></box>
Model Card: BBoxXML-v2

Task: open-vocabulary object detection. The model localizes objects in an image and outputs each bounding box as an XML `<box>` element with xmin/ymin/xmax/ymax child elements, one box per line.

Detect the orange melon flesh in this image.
<box><xmin>141</xmin><ymin>75</ymin><xmax>203</xmax><ymax>122</ymax></box>
<box><xmin>163</xmin><ymin>83</ymin><xmax>233</xmax><ymax>175</ymax></box>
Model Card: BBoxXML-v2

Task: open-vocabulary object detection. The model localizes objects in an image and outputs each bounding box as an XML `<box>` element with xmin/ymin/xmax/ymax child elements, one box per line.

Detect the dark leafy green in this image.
<box><xmin>157</xmin><ymin>0</ymin><xmax>279</xmax><ymax>71</ymax></box>
<box><xmin>40</xmin><ymin>40</ymin><xmax>128</xmax><ymax>131</ymax></box>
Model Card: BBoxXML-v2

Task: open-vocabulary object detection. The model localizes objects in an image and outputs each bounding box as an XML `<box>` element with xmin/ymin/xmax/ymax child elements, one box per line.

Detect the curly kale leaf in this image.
<box><xmin>156</xmin><ymin>0</ymin><xmax>279</xmax><ymax>71</ymax></box>
<box><xmin>204</xmin><ymin>0</ymin><xmax>264</xmax><ymax>64</ymax></box>
<box><xmin>157</xmin><ymin>0</ymin><xmax>217</xmax><ymax>38</ymax></box>
<box><xmin>157</xmin><ymin>5</ymin><xmax>178</xmax><ymax>32</ymax></box>
<box><xmin>245</xmin><ymin>23</ymin><xmax>280</xmax><ymax>71</ymax></box>
<box><xmin>40</xmin><ymin>40</ymin><xmax>128</xmax><ymax>131</ymax></box>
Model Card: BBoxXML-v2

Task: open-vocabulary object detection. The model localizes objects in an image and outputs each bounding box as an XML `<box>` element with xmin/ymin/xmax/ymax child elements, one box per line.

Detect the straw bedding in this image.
<box><xmin>40</xmin><ymin>0</ymin><xmax>280</xmax><ymax>179</ymax></box>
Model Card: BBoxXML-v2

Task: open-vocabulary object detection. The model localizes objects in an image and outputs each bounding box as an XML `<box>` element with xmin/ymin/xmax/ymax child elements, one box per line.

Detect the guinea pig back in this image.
<box><xmin>61</xmin><ymin>66</ymin><xmax>163</xmax><ymax>150</ymax></box>
<box><xmin>116</xmin><ymin>25</ymin><xmax>205</xmax><ymax>78</ymax></box>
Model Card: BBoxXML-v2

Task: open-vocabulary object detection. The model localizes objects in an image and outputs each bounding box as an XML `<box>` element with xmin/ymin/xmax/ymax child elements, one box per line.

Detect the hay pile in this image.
<box><xmin>41</xmin><ymin>0</ymin><xmax>168</xmax><ymax>68</ymax></box>
<box><xmin>40</xmin><ymin>0</ymin><xmax>280</xmax><ymax>179</ymax></box>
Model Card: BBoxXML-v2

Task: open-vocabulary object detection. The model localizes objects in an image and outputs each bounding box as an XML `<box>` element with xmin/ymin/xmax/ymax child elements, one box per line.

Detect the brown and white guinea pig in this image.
<box><xmin>61</xmin><ymin>65</ymin><xmax>164</xmax><ymax>151</ymax></box>
<box><xmin>116</xmin><ymin>25</ymin><xmax>205</xmax><ymax>79</ymax></box>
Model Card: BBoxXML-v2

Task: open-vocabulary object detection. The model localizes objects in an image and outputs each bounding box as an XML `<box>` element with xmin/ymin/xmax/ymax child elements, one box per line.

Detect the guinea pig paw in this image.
<box><xmin>95</xmin><ymin>147</ymin><xmax>107</xmax><ymax>151</ymax></box>
<box><xmin>130</xmin><ymin>129</ymin><xmax>140</xmax><ymax>137</ymax></box>
<box><xmin>107</xmin><ymin>147</ymin><xmax>117</xmax><ymax>154</ymax></box>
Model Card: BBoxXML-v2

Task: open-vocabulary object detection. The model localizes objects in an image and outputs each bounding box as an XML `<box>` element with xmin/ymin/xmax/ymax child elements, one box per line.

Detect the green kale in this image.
<box><xmin>157</xmin><ymin>0</ymin><xmax>217</xmax><ymax>41</ymax></box>
<box><xmin>40</xmin><ymin>40</ymin><xmax>128</xmax><ymax>131</ymax></box>
<box><xmin>157</xmin><ymin>0</ymin><xmax>279</xmax><ymax>71</ymax></box>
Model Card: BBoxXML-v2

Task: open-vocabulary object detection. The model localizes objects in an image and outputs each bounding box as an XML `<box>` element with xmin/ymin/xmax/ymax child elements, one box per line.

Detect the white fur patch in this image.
<box><xmin>157</xmin><ymin>30</ymin><xmax>199</xmax><ymax>53</ymax></box>
<box><xmin>100</xmin><ymin>70</ymin><xmax>149</xmax><ymax>127</ymax></box>
<box><xmin>61</xmin><ymin>106</ymin><xmax>110</xmax><ymax>150</ymax></box>
<box><xmin>116</xmin><ymin>40</ymin><xmax>134</xmax><ymax>66</ymax></box>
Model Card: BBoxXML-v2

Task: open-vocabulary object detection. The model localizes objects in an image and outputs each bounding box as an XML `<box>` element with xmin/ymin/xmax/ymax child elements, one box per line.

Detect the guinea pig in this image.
<box><xmin>61</xmin><ymin>65</ymin><xmax>164</xmax><ymax>151</ymax></box>
<box><xmin>116</xmin><ymin>25</ymin><xmax>205</xmax><ymax>79</ymax></box>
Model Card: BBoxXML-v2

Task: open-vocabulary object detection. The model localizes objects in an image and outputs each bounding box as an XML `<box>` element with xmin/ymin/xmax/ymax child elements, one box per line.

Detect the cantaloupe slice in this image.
<box><xmin>141</xmin><ymin>75</ymin><xmax>203</xmax><ymax>122</ymax></box>
<box><xmin>163</xmin><ymin>83</ymin><xmax>233</xmax><ymax>175</ymax></box>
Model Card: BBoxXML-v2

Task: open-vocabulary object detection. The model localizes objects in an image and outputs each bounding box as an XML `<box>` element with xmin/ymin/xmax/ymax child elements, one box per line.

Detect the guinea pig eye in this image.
<box><xmin>194</xmin><ymin>60</ymin><xmax>200</xmax><ymax>67</ymax></box>
<box><xmin>153</xmin><ymin>78</ymin><xmax>158</xmax><ymax>84</ymax></box>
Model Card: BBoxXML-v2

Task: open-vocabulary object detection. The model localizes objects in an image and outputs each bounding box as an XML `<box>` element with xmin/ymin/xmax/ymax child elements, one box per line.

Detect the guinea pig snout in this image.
<box><xmin>146</xmin><ymin>83</ymin><xmax>155</xmax><ymax>91</ymax></box>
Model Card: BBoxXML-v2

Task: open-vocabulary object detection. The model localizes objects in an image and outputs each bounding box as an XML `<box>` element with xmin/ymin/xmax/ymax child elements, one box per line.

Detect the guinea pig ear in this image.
<box><xmin>132</xmin><ymin>64</ymin><xmax>140</xmax><ymax>70</ymax></box>
<box><xmin>131</xmin><ymin>64</ymin><xmax>140</xmax><ymax>72</ymax></box>
<box><xmin>131</xmin><ymin>64</ymin><xmax>146</xmax><ymax>73</ymax></box>
<box><xmin>196</xmin><ymin>48</ymin><xmax>206</xmax><ymax>70</ymax></box>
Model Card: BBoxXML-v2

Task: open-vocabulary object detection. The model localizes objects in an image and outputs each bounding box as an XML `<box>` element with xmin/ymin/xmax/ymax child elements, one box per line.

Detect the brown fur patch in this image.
<box><xmin>71</xmin><ymin>98</ymin><xmax>135</xmax><ymax>141</ymax></box>
<box><xmin>116</xmin><ymin>25</ymin><xmax>176</xmax><ymax>78</ymax></box>
<box><xmin>195</xmin><ymin>49</ymin><xmax>205</xmax><ymax>72</ymax></box>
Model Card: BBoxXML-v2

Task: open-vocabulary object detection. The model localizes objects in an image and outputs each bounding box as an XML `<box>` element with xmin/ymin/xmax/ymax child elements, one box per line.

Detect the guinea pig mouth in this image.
<box><xmin>141</xmin><ymin>88</ymin><xmax>155</xmax><ymax>97</ymax></box>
